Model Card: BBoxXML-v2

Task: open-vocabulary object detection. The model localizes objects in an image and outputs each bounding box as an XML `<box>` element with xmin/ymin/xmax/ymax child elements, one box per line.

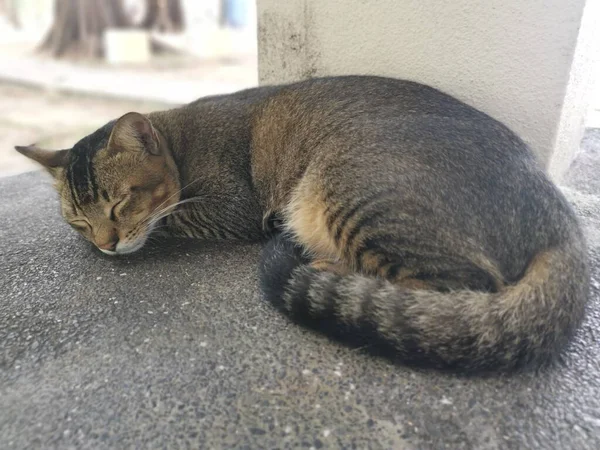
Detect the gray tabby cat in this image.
<box><xmin>16</xmin><ymin>76</ymin><xmax>589</xmax><ymax>371</ymax></box>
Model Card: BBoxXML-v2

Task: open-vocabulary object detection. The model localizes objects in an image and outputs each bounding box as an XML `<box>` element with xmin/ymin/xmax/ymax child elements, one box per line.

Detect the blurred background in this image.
<box><xmin>0</xmin><ymin>0</ymin><xmax>257</xmax><ymax>177</ymax></box>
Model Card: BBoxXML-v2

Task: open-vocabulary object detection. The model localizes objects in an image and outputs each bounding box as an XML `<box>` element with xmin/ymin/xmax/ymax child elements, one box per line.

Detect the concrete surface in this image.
<box><xmin>1</xmin><ymin>130</ymin><xmax>600</xmax><ymax>449</ymax></box>
<box><xmin>257</xmin><ymin>0</ymin><xmax>600</xmax><ymax>181</ymax></box>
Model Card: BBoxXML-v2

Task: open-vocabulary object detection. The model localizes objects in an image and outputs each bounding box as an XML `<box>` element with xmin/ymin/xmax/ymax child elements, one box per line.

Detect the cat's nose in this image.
<box><xmin>97</xmin><ymin>238</ymin><xmax>119</xmax><ymax>252</ymax></box>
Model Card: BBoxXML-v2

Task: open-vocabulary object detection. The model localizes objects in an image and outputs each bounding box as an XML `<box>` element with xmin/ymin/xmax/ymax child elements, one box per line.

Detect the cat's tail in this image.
<box><xmin>259</xmin><ymin>234</ymin><xmax>589</xmax><ymax>371</ymax></box>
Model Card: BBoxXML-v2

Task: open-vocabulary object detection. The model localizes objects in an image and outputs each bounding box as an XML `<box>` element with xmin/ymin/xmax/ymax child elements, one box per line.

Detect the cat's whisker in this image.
<box><xmin>138</xmin><ymin>190</ymin><xmax>232</xmax><ymax>234</ymax></box>
<box><xmin>140</xmin><ymin>196</ymin><xmax>209</xmax><ymax>229</ymax></box>
<box><xmin>148</xmin><ymin>177</ymin><xmax>204</xmax><ymax>217</ymax></box>
<box><xmin>142</xmin><ymin>197</ymin><xmax>196</xmax><ymax>225</ymax></box>
<box><xmin>148</xmin><ymin>226</ymin><xmax>168</xmax><ymax>234</ymax></box>
<box><xmin>130</xmin><ymin>203</ymin><xmax>177</xmax><ymax>232</ymax></box>
<box><xmin>130</xmin><ymin>206</ymin><xmax>187</xmax><ymax>239</ymax></box>
<box><xmin>124</xmin><ymin>180</ymin><xmax>206</xmax><ymax>239</ymax></box>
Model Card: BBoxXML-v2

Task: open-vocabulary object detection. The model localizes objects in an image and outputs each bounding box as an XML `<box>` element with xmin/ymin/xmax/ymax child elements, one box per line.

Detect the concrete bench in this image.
<box><xmin>1</xmin><ymin>129</ymin><xmax>600</xmax><ymax>447</ymax></box>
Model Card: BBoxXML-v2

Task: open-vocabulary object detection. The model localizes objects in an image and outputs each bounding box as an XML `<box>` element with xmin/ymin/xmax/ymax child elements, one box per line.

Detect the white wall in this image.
<box><xmin>257</xmin><ymin>0</ymin><xmax>599</xmax><ymax>180</ymax></box>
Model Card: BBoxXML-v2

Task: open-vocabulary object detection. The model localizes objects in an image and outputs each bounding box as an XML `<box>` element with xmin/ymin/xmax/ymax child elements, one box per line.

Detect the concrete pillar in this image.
<box><xmin>257</xmin><ymin>0</ymin><xmax>599</xmax><ymax>181</ymax></box>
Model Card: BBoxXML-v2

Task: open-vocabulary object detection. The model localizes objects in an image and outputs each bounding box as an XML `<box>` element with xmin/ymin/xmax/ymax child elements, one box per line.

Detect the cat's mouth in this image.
<box><xmin>93</xmin><ymin>211</ymin><xmax>165</xmax><ymax>256</ymax></box>
<box><xmin>97</xmin><ymin>234</ymin><xmax>149</xmax><ymax>256</ymax></box>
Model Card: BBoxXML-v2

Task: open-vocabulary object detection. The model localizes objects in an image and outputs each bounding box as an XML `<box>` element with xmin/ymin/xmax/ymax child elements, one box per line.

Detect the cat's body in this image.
<box><xmin>17</xmin><ymin>76</ymin><xmax>589</xmax><ymax>371</ymax></box>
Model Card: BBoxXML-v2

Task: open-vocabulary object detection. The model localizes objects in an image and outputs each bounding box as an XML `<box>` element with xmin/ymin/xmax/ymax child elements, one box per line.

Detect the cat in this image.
<box><xmin>16</xmin><ymin>75</ymin><xmax>589</xmax><ymax>371</ymax></box>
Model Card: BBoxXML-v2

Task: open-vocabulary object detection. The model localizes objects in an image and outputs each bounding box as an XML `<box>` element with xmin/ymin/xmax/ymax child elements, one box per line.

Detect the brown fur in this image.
<box><xmin>16</xmin><ymin>75</ymin><xmax>589</xmax><ymax>370</ymax></box>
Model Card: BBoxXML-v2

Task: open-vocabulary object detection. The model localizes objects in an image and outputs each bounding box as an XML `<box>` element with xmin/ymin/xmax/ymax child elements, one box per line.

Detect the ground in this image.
<box><xmin>1</xmin><ymin>86</ymin><xmax>600</xmax><ymax>449</ymax></box>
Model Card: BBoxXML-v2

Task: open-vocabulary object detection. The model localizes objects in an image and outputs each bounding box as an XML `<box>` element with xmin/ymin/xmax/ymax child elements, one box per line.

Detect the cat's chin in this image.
<box><xmin>98</xmin><ymin>237</ymin><xmax>148</xmax><ymax>256</ymax></box>
<box><xmin>117</xmin><ymin>241</ymin><xmax>146</xmax><ymax>255</ymax></box>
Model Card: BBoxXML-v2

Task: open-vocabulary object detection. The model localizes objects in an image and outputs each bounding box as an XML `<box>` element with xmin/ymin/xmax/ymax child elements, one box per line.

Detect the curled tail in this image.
<box><xmin>259</xmin><ymin>234</ymin><xmax>589</xmax><ymax>371</ymax></box>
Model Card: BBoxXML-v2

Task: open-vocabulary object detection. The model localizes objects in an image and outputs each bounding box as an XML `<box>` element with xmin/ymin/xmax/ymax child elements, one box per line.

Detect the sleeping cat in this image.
<box><xmin>16</xmin><ymin>76</ymin><xmax>589</xmax><ymax>371</ymax></box>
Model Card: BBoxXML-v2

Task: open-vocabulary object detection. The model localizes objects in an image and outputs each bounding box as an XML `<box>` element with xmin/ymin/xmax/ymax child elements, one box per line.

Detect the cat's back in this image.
<box><xmin>252</xmin><ymin>75</ymin><xmax>535</xmax><ymax>179</ymax></box>
<box><xmin>255</xmin><ymin>75</ymin><xmax>527</xmax><ymax>162</ymax></box>
<box><xmin>251</xmin><ymin>76</ymin><xmax>579</xmax><ymax>282</ymax></box>
<box><xmin>262</xmin><ymin>75</ymin><xmax>484</xmax><ymax>121</ymax></box>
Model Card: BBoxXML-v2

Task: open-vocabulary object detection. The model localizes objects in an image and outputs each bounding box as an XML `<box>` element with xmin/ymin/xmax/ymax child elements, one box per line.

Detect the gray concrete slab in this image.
<box><xmin>1</xmin><ymin>131</ymin><xmax>600</xmax><ymax>449</ymax></box>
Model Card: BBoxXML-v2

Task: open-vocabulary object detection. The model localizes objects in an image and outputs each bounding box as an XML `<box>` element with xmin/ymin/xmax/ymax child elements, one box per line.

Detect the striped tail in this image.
<box><xmin>259</xmin><ymin>233</ymin><xmax>589</xmax><ymax>371</ymax></box>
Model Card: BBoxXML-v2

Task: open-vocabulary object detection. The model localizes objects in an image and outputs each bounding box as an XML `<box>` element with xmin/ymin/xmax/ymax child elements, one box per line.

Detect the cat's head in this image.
<box><xmin>16</xmin><ymin>112</ymin><xmax>181</xmax><ymax>255</ymax></box>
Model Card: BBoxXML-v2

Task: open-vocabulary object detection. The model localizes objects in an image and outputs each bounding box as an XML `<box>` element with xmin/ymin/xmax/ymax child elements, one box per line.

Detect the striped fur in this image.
<box><xmin>65</xmin><ymin>121</ymin><xmax>115</xmax><ymax>207</ymax></box>
<box><xmin>16</xmin><ymin>76</ymin><xmax>589</xmax><ymax>371</ymax></box>
<box><xmin>260</xmin><ymin>233</ymin><xmax>587</xmax><ymax>371</ymax></box>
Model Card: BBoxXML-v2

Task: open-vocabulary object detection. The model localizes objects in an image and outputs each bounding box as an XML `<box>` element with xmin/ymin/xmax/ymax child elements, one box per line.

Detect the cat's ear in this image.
<box><xmin>14</xmin><ymin>144</ymin><xmax>69</xmax><ymax>177</ymax></box>
<box><xmin>108</xmin><ymin>112</ymin><xmax>161</xmax><ymax>156</ymax></box>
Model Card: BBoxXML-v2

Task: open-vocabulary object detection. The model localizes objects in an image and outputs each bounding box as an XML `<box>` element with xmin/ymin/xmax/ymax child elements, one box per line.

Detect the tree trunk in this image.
<box><xmin>141</xmin><ymin>0</ymin><xmax>184</xmax><ymax>32</ymax></box>
<box><xmin>0</xmin><ymin>0</ymin><xmax>20</xmax><ymax>27</ymax></box>
<box><xmin>40</xmin><ymin>0</ymin><xmax>131</xmax><ymax>58</ymax></box>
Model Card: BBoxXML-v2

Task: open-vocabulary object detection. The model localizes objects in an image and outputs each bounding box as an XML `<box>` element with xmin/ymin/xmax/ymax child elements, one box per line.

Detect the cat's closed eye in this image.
<box><xmin>110</xmin><ymin>197</ymin><xmax>127</xmax><ymax>221</ymax></box>
<box><xmin>70</xmin><ymin>220</ymin><xmax>90</xmax><ymax>233</ymax></box>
